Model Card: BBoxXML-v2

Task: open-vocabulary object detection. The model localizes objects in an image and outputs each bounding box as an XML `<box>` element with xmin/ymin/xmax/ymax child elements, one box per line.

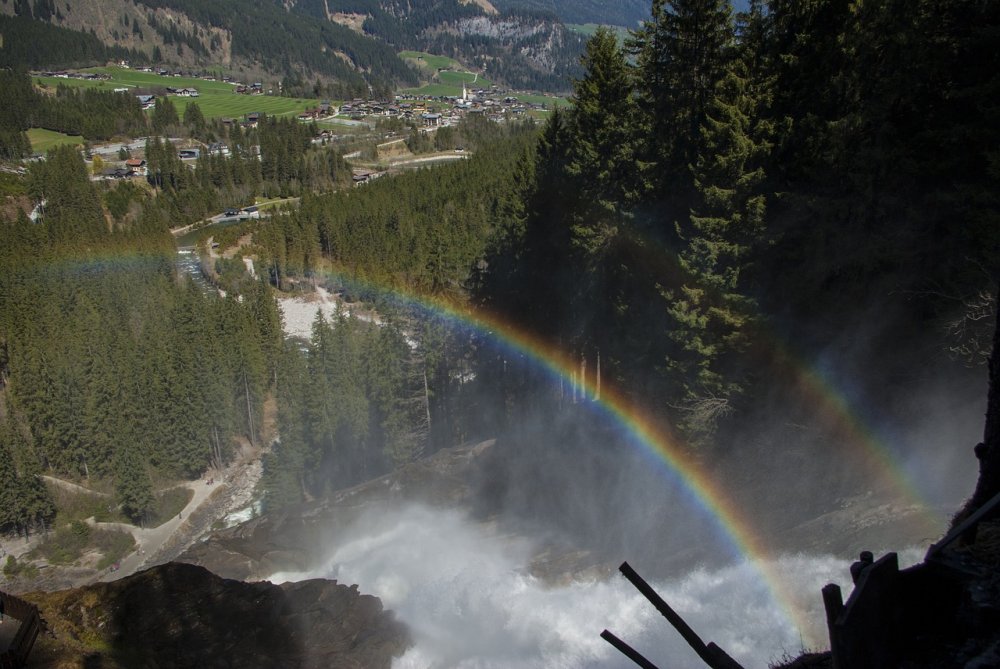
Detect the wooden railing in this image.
<box><xmin>822</xmin><ymin>552</ymin><xmax>902</xmax><ymax>669</ymax></box>
<box><xmin>821</xmin><ymin>490</ymin><xmax>1000</xmax><ymax>669</ymax></box>
<box><xmin>0</xmin><ymin>591</ymin><xmax>42</xmax><ymax>669</ymax></box>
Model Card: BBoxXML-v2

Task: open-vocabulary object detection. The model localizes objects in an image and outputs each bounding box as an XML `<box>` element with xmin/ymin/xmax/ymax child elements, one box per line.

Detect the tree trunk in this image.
<box><xmin>423</xmin><ymin>370</ymin><xmax>432</xmax><ymax>437</ymax></box>
<box><xmin>244</xmin><ymin>372</ymin><xmax>256</xmax><ymax>447</ymax></box>
<box><xmin>964</xmin><ymin>283</ymin><xmax>1000</xmax><ymax>517</ymax></box>
<box><xmin>596</xmin><ymin>350</ymin><xmax>601</xmax><ymax>402</ymax></box>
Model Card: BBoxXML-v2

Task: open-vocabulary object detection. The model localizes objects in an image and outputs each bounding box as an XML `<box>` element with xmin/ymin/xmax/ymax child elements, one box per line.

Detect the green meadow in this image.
<box><xmin>515</xmin><ymin>93</ymin><xmax>570</xmax><ymax>109</ymax></box>
<box><xmin>34</xmin><ymin>67</ymin><xmax>317</xmax><ymax>120</ymax></box>
<box><xmin>438</xmin><ymin>70</ymin><xmax>491</xmax><ymax>88</ymax></box>
<box><xmin>169</xmin><ymin>94</ymin><xmax>314</xmax><ymax>120</ymax></box>
<box><xmin>400</xmin><ymin>83</ymin><xmax>464</xmax><ymax>98</ymax></box>
<box><xmin>398</xmin><ymin>51</ymin><xmax>463</xmax><ymax>72</ymax></box>
<box><xmin>27</xmin><ymin>128</ymin><xmax>84</xmax><ymax>153</ymax></box>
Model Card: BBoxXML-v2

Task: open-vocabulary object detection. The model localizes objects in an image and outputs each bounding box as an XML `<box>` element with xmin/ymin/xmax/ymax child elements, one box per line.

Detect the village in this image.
<box><xmin>30</xmin><ymin>64</ymin><xmax>557</xmax><ymax>195</ymax></box>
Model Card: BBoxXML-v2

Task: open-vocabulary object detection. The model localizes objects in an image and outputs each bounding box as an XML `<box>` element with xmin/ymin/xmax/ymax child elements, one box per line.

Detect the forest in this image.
<box><xmin>0</xmin><ymin>14</ymin><xmax>146</xmax><ymax>70</ymax></box>
<box><xmin>4</xmin><ymin>0</ymin><xmax>587</xmax><ymax>94</ymax></box>
<box><xmin>244</xmin><ymin>0</ymin><xmax>1000</xmax><ymax>504</ymax></box>
<box><xmin>0</xmin><ymin>0</ymin><xmax>998</xmax><ymax>534</ymax></box>
<box><xmin>0</xmin><ymin>144</ymin><xmax>281</xmax><ymax>533</ymax></box>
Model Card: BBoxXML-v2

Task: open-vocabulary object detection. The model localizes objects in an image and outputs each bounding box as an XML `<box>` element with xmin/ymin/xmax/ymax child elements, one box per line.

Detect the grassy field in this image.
<box><xmin>515</xmin><ymin>93</ymin><xmax>571</xmax><ymax>109</ymax></box>
<box><xmin>398</xmin><ymin>51</ymin><xmax>463</xmax><ymax>72</ymax></box>
<box><xmin>34</xmin><ymin>67</ymin><xmax>318</xmax><ymax>120</ymax></box>
<box><xmin>401</xmin><ymin>83</ymin><xmax>466</xmax><ymax>98</ymax></box>
<box><xmin>437</xmin><ymin>70</ymin><xmax>491</xmax><ymax>88</ymax></box>
<box><xmin>28</xmin><ymin>128</ymin><xmax>84</xmax><ymax>153</ymax></box>
<box><xmin>169</xmin><ymin>94</ymin><xmax>314</xmax><ymax>120</ymax></box>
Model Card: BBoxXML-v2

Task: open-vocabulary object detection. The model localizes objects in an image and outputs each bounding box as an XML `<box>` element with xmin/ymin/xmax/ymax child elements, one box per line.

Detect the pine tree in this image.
<box><xmin>666</xmin><ymin>58</ymin><xmax>771</xmax><ymax>441</ymax></box>
<box><xmin>152</xmin><ymin>96</ymin><xmax>179</xmax><ymax>133</ymax></box>
<box><xmin>0</xmin><ymin>424</ymin><xmax>22</xmax><ymax>533</ymax></box>
<box><xmin>566</xmin><ymin>27</ymin><xmax>640</xmax><ymax>251</ymax></box>
<box><xmin>114</xmin><ymin>440</ymin><xmax>154</xmax><ymax>524</ymax></box>
<box><xmin>631</xmin><ymin>0</ymin><xmax>735</xmax><ymax>208</ymax></box>
<box><xmin>183</xmin><ymin>100</ymin><xmax>206</xmax><ymax>134</ymax></box>
<box><xmin>10</xmin><ymin>425</ymin><xmax>56</xmax><ymax>537</ymax></box>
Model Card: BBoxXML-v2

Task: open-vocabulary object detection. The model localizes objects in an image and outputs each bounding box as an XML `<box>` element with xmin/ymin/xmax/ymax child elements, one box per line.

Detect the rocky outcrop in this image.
<box><xmin>180</xmin><ymin>440</ymin><xmax>497</xmax><ymax>581</ymax></box>
<box><xmin>24</xmin><ymin>562</ymin><xmax>410</xmax><ymax>669</ymax></box>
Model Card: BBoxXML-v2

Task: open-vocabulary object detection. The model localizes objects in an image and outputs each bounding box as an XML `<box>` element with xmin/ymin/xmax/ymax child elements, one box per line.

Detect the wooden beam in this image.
<box><xmin>600</xmin><ymin>629</ymin><xmax>660</xmax><ymax>669</ymax></box>
<box><xmin>619</xmin><ymin>562</ymin><xmax>744</xmax><ymax>669</ymax></box>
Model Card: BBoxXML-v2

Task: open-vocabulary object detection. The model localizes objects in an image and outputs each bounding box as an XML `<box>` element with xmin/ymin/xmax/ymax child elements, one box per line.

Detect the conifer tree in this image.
<box><xmin>183</xmin><ymin>100</ymin><xmax>206</xmax><ymax>133</ymax></box>
<box><xmin>666</xmin><ymin>59</ymin><xmax>771</xmax><ymax>441</ymax></box>
<box><xmin>631</xmin><ymin>0</ymin><xmax>735</xmax><ymax>208</ymax></box>
<box><xmin>152</xmin><ymin>96</ymin><xmax>179</xmax><ymax>133</ymax></box>
<box><xmin>114</xmin><ymin>440</ymin><xmax>154</xmax><ymax>524</ymax></box>
<box><xmin>0</xmin><ymin>424</ymin><xmax>22</xmax><ymax>532</ymax></box>
<box><xmin>9</xmin><ymin>424</ymin><xmax>56</xmax><ymax>537</ymax></box>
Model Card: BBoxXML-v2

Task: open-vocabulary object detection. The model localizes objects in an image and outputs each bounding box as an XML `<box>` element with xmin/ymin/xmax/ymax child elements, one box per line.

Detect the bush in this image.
<box><xmin>146</xmin><ymin>486</ymin><xmax>193</xmax><ymax>528</ymax></box>
<box><xmin>48</xmin><ymin>485</ymin><xmax>127</xmax><ymax>526</ymax></box>
<box><xmin>33</xmin><ymin>522</ymin><xmax>92</xmax><ymax>564</ymax></box>
<box><xmin>32</xmin><ymin>523</ymin><xmax>136</xmax><ymax>568</ymax></box>
<box><xmin>3</xmin><ymin>555</ymin><xmax>39</xmax><ymax>579</ymax></box>
<box><xmin>94</xmin><ymin>529</ymin><xmax>136</xmax><ymax>570</ymax></box>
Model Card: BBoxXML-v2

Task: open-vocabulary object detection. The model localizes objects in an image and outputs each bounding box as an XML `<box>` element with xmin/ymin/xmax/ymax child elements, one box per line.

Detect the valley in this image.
<box><xmin>1</xmin><ymin>1</ymin><xmax>999</xmax><ymax>668</ymax></box>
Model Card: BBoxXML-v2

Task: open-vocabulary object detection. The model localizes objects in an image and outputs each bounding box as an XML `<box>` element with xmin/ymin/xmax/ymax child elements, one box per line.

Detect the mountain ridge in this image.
<box><xmin>2</xmin><ymin>0</ymin><xmax>585</xmax><ymax>93</ymax></box>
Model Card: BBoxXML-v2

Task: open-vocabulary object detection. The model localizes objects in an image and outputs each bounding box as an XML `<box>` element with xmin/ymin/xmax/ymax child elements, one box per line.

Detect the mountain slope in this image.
<box><xmin>488</xmin><ymin>0</ymin><xmax>752</xmax><ymax>27</ymax></box>
<box><xmin>489</xmin><ymin>0</ymin><xmax>650</xmax><ymax>27</ymax></box>
<box><xmin>1</xmin><ymin>0</ymin><xmax>582</xmax><ymax>93</ymax></box>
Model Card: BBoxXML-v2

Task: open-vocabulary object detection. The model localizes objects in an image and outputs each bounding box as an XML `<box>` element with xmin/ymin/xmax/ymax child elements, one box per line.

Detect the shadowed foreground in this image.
<box><xmin>21</xmin><ymin>562</ymin><xmax>410</xmax><ymax>669</ymax></box>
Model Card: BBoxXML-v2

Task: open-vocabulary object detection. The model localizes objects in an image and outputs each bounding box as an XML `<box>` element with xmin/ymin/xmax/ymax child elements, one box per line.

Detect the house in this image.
<box><xmin>242</xmin><ymin>205</ymin><xmax>260</xmax><ymax>219</ymax></box>
<box><xmin>177</xmin><ymin>149</ymin><xmax>200</xmax><ymax>160</ymax></box>
<box><xmin>244</xmin><ymin>112</ymin><xmax>262</xmax><ymax>128</ymax></box>
<box><xmin>125</xmin><ymin>158</ymin><xmax>147</xmax><ymax>176</ymax></box>
<box><xmin>351</xmin><ymin>169</ymin><xmax>384</xmax><ymax>186</ymax></box>
<box><xmin>99</xmin><ymin>167</ymin><xmax>130</xmax><ymax>180</ymax></box>
<box><xmin>421</xmin><ymin>112</ymin><xmax>442</xmax><ymax>127</ymax></box>
<box><xmin>136</xmin><ymin>94</ymin><xmax>156</xmax><ymax>110</ymax></box>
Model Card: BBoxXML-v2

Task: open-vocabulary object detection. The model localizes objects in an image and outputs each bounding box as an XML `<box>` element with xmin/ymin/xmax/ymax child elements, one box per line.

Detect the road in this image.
<box><xmin>93</xmin><ymin>476</ymin><xmax>222</xmax><ymax>582</ymax></box>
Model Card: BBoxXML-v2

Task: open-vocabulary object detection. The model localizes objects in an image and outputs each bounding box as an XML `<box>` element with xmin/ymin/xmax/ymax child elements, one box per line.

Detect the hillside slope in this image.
<box><xmin>2</xmin><ymin>0</ymin><xmax>583</xmax><ymax>93</ymax></box>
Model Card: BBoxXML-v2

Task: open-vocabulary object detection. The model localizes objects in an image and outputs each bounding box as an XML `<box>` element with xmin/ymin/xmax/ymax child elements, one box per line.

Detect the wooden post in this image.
<box><xmin>619</xmin><ymin>562</ymin><xmax>744</xmax><ymax>669</ymax></box>
<box><xmin>822</xmin><ymin>583</ymin><xmax>844</xmax><ymax>669</ymax></box>
<box><xmin>600</xmin><ymin>629</ymin><xmax>660</xmax><ymax>669</ymax></box>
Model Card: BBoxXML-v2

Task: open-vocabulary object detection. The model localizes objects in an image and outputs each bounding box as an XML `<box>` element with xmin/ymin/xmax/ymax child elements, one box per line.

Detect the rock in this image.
<box><xmin>180</xmin><ymin>440</ymin><xmax>497</xmax><ymax>581</ymax></box>
<box><xmin>24</xmin><ymin>562</ymin><xmax>410</xmax><ymax>669</ymax></box>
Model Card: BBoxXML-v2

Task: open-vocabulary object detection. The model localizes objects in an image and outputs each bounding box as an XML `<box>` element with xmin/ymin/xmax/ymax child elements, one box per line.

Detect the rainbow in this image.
<box><xmin>301</xmin><ymin>265</ymin><xmax>953</xmax><ymax>646</ymax></box>
<box><xmin>765</xmin><ymin>337</ymin><xmax>946</xmax><ymax>535</ymax></box>
<box><xmin>300</xmin><ymin>272</ymin><xmax>833</xmax><ymax>642</ymax></box>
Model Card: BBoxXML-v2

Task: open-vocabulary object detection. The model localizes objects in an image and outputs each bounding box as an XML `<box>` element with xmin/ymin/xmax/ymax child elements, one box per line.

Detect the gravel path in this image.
<box><xmin>96</xmin><ymin>453</ymin><xmax>263</xmax><ymax>582</ymax></box>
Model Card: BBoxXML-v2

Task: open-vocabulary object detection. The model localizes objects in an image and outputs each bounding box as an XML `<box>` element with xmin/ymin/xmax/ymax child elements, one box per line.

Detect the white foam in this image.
<box><xmin>269</xmin><ymin>506</ymin><xmax>933</xmax><ymax>668</ymax></box>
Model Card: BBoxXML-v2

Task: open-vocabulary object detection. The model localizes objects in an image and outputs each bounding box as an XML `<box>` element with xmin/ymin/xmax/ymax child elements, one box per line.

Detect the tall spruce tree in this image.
<box><xmin>0</xmin><ymin>423</ymin><xmax>23</xmax><ymax>533</ymax></box>
<box><xmin>631</xmin><ymin>0</ymin><xmax>735</xmax><ymax>213</ymax></box>
<box><xmin>114</xmin><ymin>439</ymin><xmax>154</xmax><ymax>524</ymax></box>
<box><xmin>9</xmin><ymin>425</ymin><xmax>56</xmax><ymax>537</ymax></box>
<box><xmin>666</xmin><ymin>58</ymin><xmax>771</xmax><ymax>442</ymax></box>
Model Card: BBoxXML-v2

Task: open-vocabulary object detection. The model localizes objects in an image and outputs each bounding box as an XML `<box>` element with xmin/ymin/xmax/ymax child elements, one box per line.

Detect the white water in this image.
<box><xmin>271</xmin><ymin>505</ymin><xmax>926</xmax><ymax>668</ymax></box>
